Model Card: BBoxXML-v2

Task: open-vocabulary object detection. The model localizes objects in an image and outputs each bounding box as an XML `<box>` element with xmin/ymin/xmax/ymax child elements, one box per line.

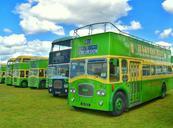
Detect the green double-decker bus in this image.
<box><xmin>13</xmin><ymin>56</ymin><xmax>33</xmax><ymax>87</ymax></box>
<box><xmin>0</xmin><ymin>64</ymin><xmax>6</xmax><ymax>84</ymax></box>
<box><xmin>68</xmin><ymin>22</ymin><xmax>173</xmax><ymax>116</ymax></box>
<box><xmin>47</xmin><ymin>37</ymin><xmax>72</xmax><ymax>96</ymax></box>
<box><xmin>5</xmin><ymin>58</ymin><xmax>16</xmax><ymax>85</ymax></box>
<box><xmin>28</xmin><ymin>57</ymin><xmax>48</xmax><ymax>89</ymax></box>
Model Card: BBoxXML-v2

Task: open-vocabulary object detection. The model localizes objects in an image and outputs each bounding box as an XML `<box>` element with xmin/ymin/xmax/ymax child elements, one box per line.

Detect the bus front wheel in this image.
<box><xmin>21</xmin><ymin>81</ymin><xmax>28</xmax><ymax>88</ymax></box>
<box><xmin>111</xmin><ymin>91</ymin><xmax>127</xmax><ymax>116</ymax></box>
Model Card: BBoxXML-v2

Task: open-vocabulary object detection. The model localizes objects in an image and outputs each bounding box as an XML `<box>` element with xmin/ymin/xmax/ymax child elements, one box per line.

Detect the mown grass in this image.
<box><xmin>0</xmin><ymin>84</ymin><xmax>173</xmax><ymax>128</ymax></box>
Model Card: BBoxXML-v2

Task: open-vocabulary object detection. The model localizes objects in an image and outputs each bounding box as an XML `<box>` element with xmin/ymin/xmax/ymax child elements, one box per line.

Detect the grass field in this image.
<box><xmin>0</xmin><ymin>84</ymin><xmax>173</xmax><ymax>128</ymax></box>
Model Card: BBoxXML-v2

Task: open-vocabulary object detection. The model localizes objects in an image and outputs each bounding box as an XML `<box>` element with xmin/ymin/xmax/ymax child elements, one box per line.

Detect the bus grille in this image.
<box><xmin>53</xmin><ymin>80</ymin><xmax>63</xmax><ymax>89</ymax></box>
<box><xmin>78</xmin><ymin>84</ymin><xmax>93</xmax><ymax>97</ymax></box>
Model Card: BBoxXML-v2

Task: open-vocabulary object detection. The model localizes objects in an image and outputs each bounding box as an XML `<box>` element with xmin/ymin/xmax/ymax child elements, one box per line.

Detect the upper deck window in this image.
<box><xmin>52</xmin><ymin>44</ymin><xmax>71</xmax><ymax>52</ymax></box>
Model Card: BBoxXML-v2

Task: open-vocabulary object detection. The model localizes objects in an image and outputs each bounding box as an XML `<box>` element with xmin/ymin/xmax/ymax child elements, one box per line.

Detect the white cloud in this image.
<box><xmin>156</xmin><ymin>41</ymin><xmax>172</xmax><ymax>47</ymax></box>
<box><xmin>0</xmin><ymin>34</ymin><xmax>51</xmax><ymax>62</ymax></box>
<box><xmin>15</xmin><ymin>0</ymin><xmax>132</xmax><ymax>35</ymax></box>
<box><xmin>0</xmin><ymin>34</ymin><xmax>26</xmax><ymax>47</ymax></box>
<box><xmin>3</xmin><ymin>28</ymin><xmax>12</xmax><ymax>33</ymax></box>
<box><xmin>115</xmin><ymin>20</ymin><xmax>142</xmax><ymax>31</ymax></box>
<box><xmin>20</xmin><ymin>16</ymin><xmax>65</xmax><ymax>35</ymax></box>
<box><xmin>159</xmin><ymin>28</ymin><xmax>173</xmax><ymax>38</ymax></box>
<box><xmin>162</xmin><ymin>0</ymin><xmax>173</xmax><ymax>13</ymax></box>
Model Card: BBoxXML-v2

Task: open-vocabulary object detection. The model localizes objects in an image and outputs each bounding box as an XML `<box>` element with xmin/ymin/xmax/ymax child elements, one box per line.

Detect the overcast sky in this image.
<box><xmin>0</xmin><ymin>0</ymin><xmax>173</xmax><ymax>62</ymax></box>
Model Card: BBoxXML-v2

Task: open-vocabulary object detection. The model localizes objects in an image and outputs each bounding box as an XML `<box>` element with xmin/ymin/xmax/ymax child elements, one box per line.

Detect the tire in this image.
<box><xmin>111</xmin><ymin>91</ymin><xmax>127</xmax><ymax>116</ymax></box>
<box><xmin>39</xmin><ymin>80</ymin><xmax>46</xmax><ymax>89</ymax></box>
<box><xmin>161</xmin><ymin>83</ymin><xmax>167</xmax><ymax>98</ymax></box>
<box><xmin>21</xmin><ymin>81</ymin><xmax>28</xmax><ymax>88</ymax></box>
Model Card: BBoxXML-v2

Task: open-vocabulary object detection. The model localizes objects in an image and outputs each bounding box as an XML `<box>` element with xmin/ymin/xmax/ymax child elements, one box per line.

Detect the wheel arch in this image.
<box><xmin>110</xmin><ymin>86</ymin><xmax>128</xmax><ymax>111</ymax></box>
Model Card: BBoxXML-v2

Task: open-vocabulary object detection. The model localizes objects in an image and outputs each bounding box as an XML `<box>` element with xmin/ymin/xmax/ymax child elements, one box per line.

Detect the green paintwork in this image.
<box><xmin>71</xmin><ymin>32</ymin><xmax>171</xmax><ymax>62</ymax></box>
<box><xmin>12</xmin><ymin>61</ymin><xmax>30</xmax><ymax>87</ymax></box>
<box><xmin>28</xmin><ymin>59</ymin><xmax>48</xmax><ymax>88</ymax></box>
<box><xmin>68</xmin><ymin>31</ymin><xmax>173</xmax><ymax>112</ymax></box>
<box><xmin>0</xmin><ymin>64</ymin><xmax>6</xmax><ymax>84</ymax></box>
<box><xmin>5</xmin><ymin>59</ymin><xmax>15</xmax><ymax>85</ymax></box>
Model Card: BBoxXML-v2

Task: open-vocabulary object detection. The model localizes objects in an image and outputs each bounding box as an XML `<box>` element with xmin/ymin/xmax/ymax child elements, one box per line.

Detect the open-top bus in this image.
<box><xmin>68</xmin><ymin>22</ymin><xmax>173</xmax><ymax>116</ymax></box>
<box><xmin>47</xmin><ymin>37</ymin><xmax>72</xmax><ymax>96</ymax></box>
<box><xmin>0</xmin><ymin>64</ymin><xmax>6</xmax><ymax>84</ymax></box>
<box><xmin>13</xmin><ymin>56</ymin><xmax>34</xmax><ymax>87</ymax></box>
<box><xmin>28</xmin><ymin>57</ymin><xmax>48</xmax><ymax>89</ymax></box>
<box><xmin>5</xmin><ymin>58</ymin><xmax>16</xmax><ymax>85</ymax></box>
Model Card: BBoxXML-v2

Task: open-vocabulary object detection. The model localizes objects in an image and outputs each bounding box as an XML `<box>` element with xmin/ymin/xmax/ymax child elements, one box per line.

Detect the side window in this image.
<box><xmin>26</xmin><ymin>71</ymin><xmax>29</xmax><ymax>77</ymax></box>
<box><xmin>150</xmin><ymin>65</ymin><xmax>156</xmax><ymax>75</ymax></box>
<box><xmin>39</xmin><ymin>69</ymin><xmax>44</xmax><ymax>77</ymax></box>
<box><xmin>45</xmin><ymin>70</ymin><xmax>47</xmax><ymax>77</ymax></box>
<box><xmin>156</xmin><ymin>66</ymin><xmax>162</xmax><ymax>75</ymax></box>
<box><xmin>121</xmin><ymin>59</ymin><xmax>128</xmax><ymax>82</ymax></box>
<box><xmin>142</xmin><ymin>65</ymin><xmax>150</xmax><ymax>76</ymax></box>
<box><xmin>162</xmin><ymin>66</ymin><xmax>167</xmax><ymax>74</ymax></box>
<box><xmin>167</xmin><ymin>66</ymin><xmax>172</xmax><ymax>74</ymax></box>
<box><xmin>20</xmin><ymin>71</ymin><xmax>25</xmax><ymax>77</ymax></box>
<box><xmin>110</xmin><ymin>58</ymin><xmax>119</xmax><ymax>82</ymax></box>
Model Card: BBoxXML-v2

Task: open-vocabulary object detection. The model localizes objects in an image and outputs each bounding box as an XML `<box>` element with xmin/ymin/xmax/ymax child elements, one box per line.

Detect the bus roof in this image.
<box><xmin>74</xmin><ymin>22</ymin><xmax>170</xmax><ymax>51</ymax></box>
<box><xmin>52</xmin><ymin>36</ymin><xmax>73</xmax><ymax>47</ymax></box>
<box><xmin>71</xmin><ymin>23</ymin><xmax>171</xmax><ymax>62</ymax></box>
<box><xmin>16</xmin><ymin>55</ymin><xmax>33</xmax><ymax>59</ymax></box>
<box><xmin>8</xmin><ymin>58</ymin><xmax>16</xmax><ymax>62</ymax></box>
<box><xmin>31</xmin><ymin>56</ymin><xmax>48</xmax><ymax>61</ymax></box>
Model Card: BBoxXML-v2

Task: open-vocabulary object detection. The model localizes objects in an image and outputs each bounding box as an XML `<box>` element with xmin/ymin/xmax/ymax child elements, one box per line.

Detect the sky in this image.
<box><xmin>0</xmin><ymin>0</ymin><xmax>173</xmax><ymax>62</ymax></box>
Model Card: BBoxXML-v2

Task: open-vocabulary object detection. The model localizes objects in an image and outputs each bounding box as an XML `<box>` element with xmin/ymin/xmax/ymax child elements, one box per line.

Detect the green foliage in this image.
<box><xmin>0</xmin><ymin>84</ymin><xmax>173</xmax><ymax>128</ymax></box>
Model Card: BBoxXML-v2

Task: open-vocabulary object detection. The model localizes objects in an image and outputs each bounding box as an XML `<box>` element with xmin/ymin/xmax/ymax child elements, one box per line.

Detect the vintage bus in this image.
<box><xmin>5</xmin><ymin>58</ymin><xmax>16</xmax><ymax>85</ymax></box>
<box><xmin>28</xmin><ymin>57</ymin><xmax>48</xmax><ymax>89</ymax></box>
<box><xmin>68</xmin><ymin>22</ymin><xmax>173</xmax><ymax>116</ymax></box>
<box><xmin>0</xmin><ymin>64</ymin><xmax>6</xmax><ymax>84</ymax></box>
<box><xmin>13</xmin><ymin>56</ymin><xmax>33</xmax><ymax>87</ymax></box>
<box><xmin>47</xmin><ymin>37</ymin><xmax>72</xmax><ymax>96</ymax></box>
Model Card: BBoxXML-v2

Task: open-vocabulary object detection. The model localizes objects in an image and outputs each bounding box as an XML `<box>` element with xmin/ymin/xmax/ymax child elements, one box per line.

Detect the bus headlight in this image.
<box><xmin>70</xmin><ymin>88</ymin><xmax>76</xmax><ymax>93</ymax></box>
<box><xmin>97</xmin><ymin>90</ymin><xmax>106</xmax><ymax>96</ymax></box>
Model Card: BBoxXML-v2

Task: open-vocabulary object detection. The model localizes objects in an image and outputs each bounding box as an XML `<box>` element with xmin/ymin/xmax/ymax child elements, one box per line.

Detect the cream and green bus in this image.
<box><xmin>68</xmin><ymin>22</ymin><xmax>173</xmax><ymax>116</ymax></box>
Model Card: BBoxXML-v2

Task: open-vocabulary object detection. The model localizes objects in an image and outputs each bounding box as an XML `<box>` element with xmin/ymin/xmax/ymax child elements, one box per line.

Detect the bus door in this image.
<box><xmin>129</xmin><ymin>61</ymin><xmax>141</xmax><ymax>106</ymax></box>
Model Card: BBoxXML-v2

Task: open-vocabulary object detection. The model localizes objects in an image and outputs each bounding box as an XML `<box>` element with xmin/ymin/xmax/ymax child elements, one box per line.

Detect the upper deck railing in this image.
<box><xmin>73</xmin><ymin>22</ymin><xmax>171</xmax><ymax>50</ymax></box>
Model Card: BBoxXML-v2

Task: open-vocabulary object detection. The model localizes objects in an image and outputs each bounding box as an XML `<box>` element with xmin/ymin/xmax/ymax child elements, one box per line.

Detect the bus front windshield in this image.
<box><xmin>87</xmin><ymin>59</ymin><xmax>107</xmax><ymax>78</ymax></box>
<box><xmin>48</xmin><ymin>64</ymin><xmax>69</xmax><ymax>78</ymax></box>
<box><xmin>47</xmin><ymin>66</ymin><xmax>55</xmax><ymax>78</ymax></box>
<box><xmin>55</xmin><ymin>64</ymin><xmax>69</xmax><ymax>77</ymax></box>
<box><xmin>70</xmin><ymin>59</ymin><xmax>107</xmax><ymax>79</ymax></box>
